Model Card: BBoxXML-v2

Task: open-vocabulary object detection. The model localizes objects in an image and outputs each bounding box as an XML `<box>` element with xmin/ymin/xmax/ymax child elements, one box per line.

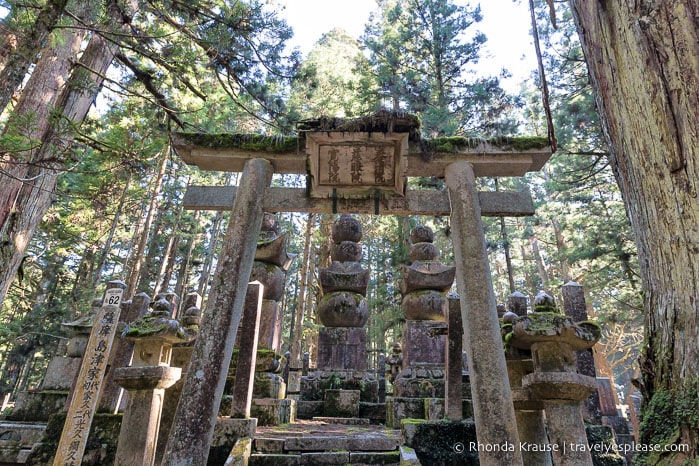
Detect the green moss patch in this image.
<box><xmin>177</xmin><ymin>132</ymin><xmax>299</xmax><ymax>153</ymax></box>
<box><xmin>636</xmin><ymin>380</ymin><xmax>699</xmax><ymax>465</ymax></box>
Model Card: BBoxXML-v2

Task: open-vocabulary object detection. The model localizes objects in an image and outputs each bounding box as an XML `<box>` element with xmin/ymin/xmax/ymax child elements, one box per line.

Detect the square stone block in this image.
<box><xmin>323</xmin><ymin>389</ymin><xmax>360</xmax><ymax>417</ymax></box>
<box><xmin>317</xmin><ymin>327</ymin><xmax>367</xmax><ymax>371</ymax></box>
<box><xmin>402</xmin><ymin>321</ymin><xmax>446</xmax><ymax>367</ymax></box>
<box><xmin>251</xmin><ymin>398</ymin><xmax>295</xmax><ymax>426</ymax></box>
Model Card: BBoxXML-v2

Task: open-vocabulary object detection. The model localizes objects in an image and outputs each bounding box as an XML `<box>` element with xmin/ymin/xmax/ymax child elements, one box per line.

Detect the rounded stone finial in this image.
<box><xmin>410</xmin><ymin>225</ymin><xmax>434</xmax><ymax>244</ymax></box>
<box><xmin>409</xmin><ymin>242</ymin><xmax>439</xmax><ymax>262</ymax></box>
<box><xmin>502</xmin><ymin>311</ymin><xmax>518</xmax><ymax>324</ymax></box>
<box><xmin>332</xmin><ymin>214</ymin><xmax>362</xmax><ymax>243</ymax></box>
<box><xmin>181</xmin><ymin>305</ymin><xmax>202</xmax><ymax>327</ymax></box>
<box><xmin>533</xmin><ymin>291</ymin><xmax>558</xmax><ymax>313</ymax></box>
<box><xmin>151</xmin><ymin>298</ymin><xmax>173</xmax><ymax>317</ymax></box>
<box><xmin>261</xmin><ymin>213</ymin><xmax>280</xmax><ymax>234</ymax></box>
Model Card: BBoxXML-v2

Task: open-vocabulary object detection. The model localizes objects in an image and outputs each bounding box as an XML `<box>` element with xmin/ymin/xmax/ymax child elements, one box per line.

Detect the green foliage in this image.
<box><xmin>361</xmin><ymin>0</ymin><xmax>520</xmax><ymax>137</ymax></box>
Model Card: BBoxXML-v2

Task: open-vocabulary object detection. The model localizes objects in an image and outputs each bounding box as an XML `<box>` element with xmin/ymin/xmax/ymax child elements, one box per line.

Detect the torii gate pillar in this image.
<box><xmin>162</xmin><ymin>158</ymin><xmax>272</xmax><ymax>466</ymax></box>
<box><xmin>446</xmin><ymin>160</ymin><xmax>523</xmax><ymax>466</ymax></box>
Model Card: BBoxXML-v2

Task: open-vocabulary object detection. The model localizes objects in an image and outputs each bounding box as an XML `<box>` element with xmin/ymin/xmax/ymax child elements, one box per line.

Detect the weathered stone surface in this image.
<box><xmin>545</xmin><ymin>401</ymin><xmax>594</xmax><ymax>465</ymax></box>
<box><xmin>258</xmin><ymin>300</ymin><xmax>282</xmax><ymax>352</ymax></box>
<box><xmin>317</xmin><ymin>291</ymin><xmax>368</xmax><ymax>327</ymax></box>
<box><xmin>248</xmin><ymin>453</ymin><xmax>301</xmax><ymax>465</ymax></box>
<box><xmin>254</xmin><ymin>437</ymin><xmax>285</xmax><ymax>453</ymax></box>
<box><xmin>25</xmin><ymin>413</ymin><xmax>121</xmax><ymax>466</ymax></box>
<box><xmin>284</xmin><ymin>436</ymin><xmax>348</xmax><ymax>451</ymax></box>
<box><xmin>312</xmin><ymin>416</ymin><xmax>370</xmax><ymax>425</ymax></box>
<box><xmin>399</xmin><ymin>445</ymin><xmax>421</xmax><ymax>466</ymax></box>
<box><xmin>323</xmin><ymin>389</ymin><xmax>360</xmax><ymax>417</ymax></box>
<box><xmin>507</xmin><ymin>291</ymin><xmax>529</xmax><ymax>316</ymax></box>
<box><xmin>113</xmin><ymin>365</ymin><xmax>181</xmax><ymax>391</ymax></box>
<box><xmin>250</xmin><ymin>262</ymin><xmax>285</xmax><ymax>301</ymax></box>
<box><xmin>515</xmin><ymin>410</ymin><xmax>552</xmax><ymax>466</ymax></box>
<box><xmin>523</xmin><ymin>371</ymin><xmax>598</xmax><ymax>401</ymax></box>
<box><xmin>300</xmin><ymin>451</ymin><xmax>350</xmax><ymax>465</ymax></box>
<box><xmin>319</xmin><ymin>261</ymin><xmax>369</xmax><ymax>295</ymax></box>
<box><xmin>255</xmin><ymin>233</ymin><xmax>294</xmax><ymax>270</ymax></box>
<box><xmin>251</xmin><ymin>372</ymin><xmax>285</xmax><ymax>399</ymax></box>
<box><xmin>410</xmin><ymin>225</ymin><xmax>434</xmax><ymax>244</ymax></box>
<box><xmin>7</xmin><ymin>391</ymin><xmax>67</xmax><ymax>422</ymax></box>
<box><xmin>393</xmin><ymin>366</ymin><xmax>446</xmax><ymax>398</ymax></box>
<box><xmin>250</xmin><ymin>399</ymin><xmax>295</xmax><ymax>426</ymax></box>
<box><xmin>446</xmin><ymin>297</ymin><xmax>464</xmax><ymax>421</ymax></box>
<box><xmin>183</xmin><ymin>186</ymin><xmax>537</xmax><ymax>217</ymax></box>
<box><xmin>347</xmin><ymin>432</ymin><xmax>400</xmax><ymax>451</ymax></box>
<box><xmin>409</xmin><ymin>242</ymin><xmax>439</xmax><ymax>262</ymax></box>
<box><xmin>400</xmin><ymin>262</ymin><xmax>456</xmax><ymax>294</ymax></box>
<box><xmin>359</xmin><ymin>402</ymin><xmax>386</xmax><ymax>423</ymax></box>
<box><xmin>209</xmin><ymin>418</ymin><xmax>257</xmax><ymax>466</ymax></box>
<box><xmin>446</xmin><ymin>161</ymin><xmax>522</xmax><ymax>465</ymax></box>
<box><xmin>231</xmin><ymin>284</ymin><xmax>263</xmax><ymax>418</ymax></box>
<box><xmin>332</xmin><ymin>214</ymin><xmax>363</xmax><ymax>243</ymax></box>
<box><xmin>301</xmin><ymin>370</ymin><xmax>378</xmax><ymax>402</ymax></box>
<box><xmin>408</xmin><ymin>420</ymin><xmax>479</xmax><ymax>466</ymax></box>
<box><xmin>331</xmin><ymin>241</ymin><xmax>362</xmax><ymax>262</ymax></box>
<box><xmin>162</xmin><ymin>158</ymin><xmax>272</xmax><ymax>466</ymax></box>
<box><xmin>597</xmin><ymin>377</ymin><xmax>618</xmax><ymax>416</ymax></box>
<box><xmin>401</xmin><ymin>320</ymin><xmax>446</xmax><ymax>366</ymax></box>
<box><xmin>350</xmin><ymin>451</ymin><xmax>401</xmax><ymax>464</ymax></box>
<box><xmin>401</xmin><ymin>290</ymin><xmax>447</xmax><ymax>321</ymax></box>
<box><xmin>510</xmin><ymin>313</ymin><xmax>601</xmax><ymax>350</ymax></box>
<box><xmin>316</xmin><ymin>328</ymin><xmax>368</xmax><ymax>371</ymax></box>
<box><xmin>296</xmin><ymin>401</ymin><xmax>324</xmax><ymax>419</ymax></box>
<box><xmin>388</xmin><ymin>398</ymin><xmax>426</xmax><ymax>426</ymax></box>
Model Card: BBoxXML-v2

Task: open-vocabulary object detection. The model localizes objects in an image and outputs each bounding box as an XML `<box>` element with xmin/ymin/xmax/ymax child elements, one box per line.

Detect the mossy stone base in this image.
<box><xmin>406</xmin><ymin>420</ymin><xmax>479</xmax><ymax>466</ymax></box>
<box><xmin>585</xmin><ymin>425</ymin><xmax>626</xmax><ymax>466</ymax></box>
<box><xmin>25</xmin><ymin>413</ymin><xmax>122</xmax><ymax>465</ymax></box>
<box><xmin>323</xmin><ymin>389</ymin><xmax>359</xmax><ymax>417</ymax></box>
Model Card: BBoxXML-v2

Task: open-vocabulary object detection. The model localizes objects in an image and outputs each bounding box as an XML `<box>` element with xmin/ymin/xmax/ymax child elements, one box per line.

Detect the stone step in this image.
<box><xmin>312</xmin><ymin>416</ymin><xmax>370</xmax><ymax>425</ymax></box>
<box><xmin>249</xmin><ymin>451</ymin><xmax>401</xmax><ymax>465</ymax></box>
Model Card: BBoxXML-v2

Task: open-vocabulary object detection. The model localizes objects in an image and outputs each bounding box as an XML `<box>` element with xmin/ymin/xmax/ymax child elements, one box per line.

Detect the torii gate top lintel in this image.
<box><xmin>172</xmin><ymin>131</ymin><xmax>552</xmax><ymax>180</ymax></box>
<box><xmin>172</xmin><ymin>115</ymin><xmax>552</xmax><ymax>216</ymax></box>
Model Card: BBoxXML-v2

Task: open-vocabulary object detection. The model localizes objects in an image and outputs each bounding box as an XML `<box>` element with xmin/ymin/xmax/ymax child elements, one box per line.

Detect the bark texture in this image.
<box><xmin>569</xmin><ymin>0</ymin><xmax>699</xmax><ymax>459</ymax></box>
<box><xmin>0</xmin><ymin>0</ymin><xmax>139</xmax><ymax>304</ymax></box>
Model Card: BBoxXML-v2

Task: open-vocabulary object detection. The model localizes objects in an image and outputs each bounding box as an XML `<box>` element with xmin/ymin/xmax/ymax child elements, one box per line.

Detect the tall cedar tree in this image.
<box><xmin>570</xmin><ymin>1</ymin><xmax>699</xmax><ymax>461</ymax></box>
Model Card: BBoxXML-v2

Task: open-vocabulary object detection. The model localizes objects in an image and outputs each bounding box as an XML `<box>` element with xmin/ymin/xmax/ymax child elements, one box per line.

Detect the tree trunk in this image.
<box><xmin>569</xmin><ymin>0</ymin><xmax>699</xmax><ymax>460</ymax></box>
<box><xmin>291</xmin><ymin>213</ymin><xmax>315</xmax><ymax>369</ymax></box>
<box><xmin>125</xmin><ymin>151</ymin><xmax>169</xmax><ymax>297</ymax></box>
<box><xmin>0</xmin><ymin>0</ymin><xmax>140</xmax><ymax>305</ymax></box>
<box><xmin>0</xmin><ymin>0</ymin><xmax>70</xmax><ymax>113</ymax></box>
<box><xmin>529</xmin><ymin>235</ymin><xmax>550</xmax><ymax>292</ymax></box>
<box><xmin>0</xmin><ymin>7</ymin><xmax>90</xmax><ymax>234</ymax></box>
<box><xmin>91</xmin><ymin>172</ymin><xmax>132</xmax><ymax>290</ymax></box>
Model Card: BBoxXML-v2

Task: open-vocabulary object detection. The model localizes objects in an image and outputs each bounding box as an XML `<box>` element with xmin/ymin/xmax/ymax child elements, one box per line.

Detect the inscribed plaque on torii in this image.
<box><xmin>306</xmin><ymin>132</ymin><xmax>408</xmax><ymax>198</ymax></box>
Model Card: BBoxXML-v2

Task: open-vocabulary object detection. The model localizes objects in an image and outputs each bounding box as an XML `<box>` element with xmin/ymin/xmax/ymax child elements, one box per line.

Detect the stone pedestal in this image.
<box><xmin>114</xmin><ymin>298</ymin><xmax>195</xmax><ymax>466</ymax></box>
<box><xmin>114</xmin><ymin>365</ymin><xmax>181</xmax><ymax>466</ymax></box>
<box><xmin>317</xmin><ymin>327</ymin><xmax>368</xmax><ymax>371</ymax></box>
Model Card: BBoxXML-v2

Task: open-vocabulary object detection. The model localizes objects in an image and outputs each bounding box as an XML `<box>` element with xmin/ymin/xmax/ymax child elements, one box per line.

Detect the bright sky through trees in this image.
<box><xmin>279</xmin><ymin>0</ymin><xmax>537</xmax><ymax>91</ymax></box>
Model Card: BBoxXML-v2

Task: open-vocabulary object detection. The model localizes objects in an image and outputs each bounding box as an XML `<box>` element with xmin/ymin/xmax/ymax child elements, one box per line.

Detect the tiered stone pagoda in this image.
<box><xmin>299</xmin><ymin>214</ymin><xmax>378</xmax><ymax>419</ymax></box>
<box><xmin>387</xmin><ymin>225</ymin><xmax>456</xmax><ymax>426</ymax></box>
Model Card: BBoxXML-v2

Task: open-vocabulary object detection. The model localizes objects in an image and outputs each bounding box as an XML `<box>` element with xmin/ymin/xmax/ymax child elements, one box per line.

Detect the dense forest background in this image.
<box><xmin>0</xmin><ymin>0</ymin><xmax>641</xmax><ymax>413</ymax></box>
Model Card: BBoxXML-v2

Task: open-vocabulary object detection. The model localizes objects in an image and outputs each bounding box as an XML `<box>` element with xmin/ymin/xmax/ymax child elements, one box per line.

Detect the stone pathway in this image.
<box><xmin>250</xmin><ymin>419</ymin><xmax>405</xmax><ymax>465</ymax></box>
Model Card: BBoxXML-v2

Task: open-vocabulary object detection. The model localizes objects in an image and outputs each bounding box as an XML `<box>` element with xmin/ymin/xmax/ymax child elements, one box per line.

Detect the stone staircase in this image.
<box><xmin>248</xmin><ymin>418</ymin><xmax>408</xmax><ymax>465</ymax></box>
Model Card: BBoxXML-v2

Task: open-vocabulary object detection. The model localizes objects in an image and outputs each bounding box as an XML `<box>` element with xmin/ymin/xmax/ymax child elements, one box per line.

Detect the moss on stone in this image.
<box><xmin>177</xmin><ymin>132</ymin><xmax>300</xmax><ymax>153</ymax></box>
<box><xmin>426</xmin><ymin>136</ymin><xmax>549</xmax><ymax>153</ymax></box>
<box><xmin>122</xmin><ymin>315</ymin><xmax>168</xmax><ymax>337</ymax></box>
<box><xmin>520</xmin><ymin>312</ymin><xmax>569</xmax><ymax>334</ymax></box>
<box><xmin>26</xmin><ymin>413</ymin><xmax>122</xmax><ymax>465</ymax></box>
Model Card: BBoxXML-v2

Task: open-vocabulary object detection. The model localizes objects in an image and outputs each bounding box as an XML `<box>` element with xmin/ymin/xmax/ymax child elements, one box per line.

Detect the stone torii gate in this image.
<box><xmin>161</xmin><ymin>116</ymin><xmax>552</xmax><ymax>465</ymax></box>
